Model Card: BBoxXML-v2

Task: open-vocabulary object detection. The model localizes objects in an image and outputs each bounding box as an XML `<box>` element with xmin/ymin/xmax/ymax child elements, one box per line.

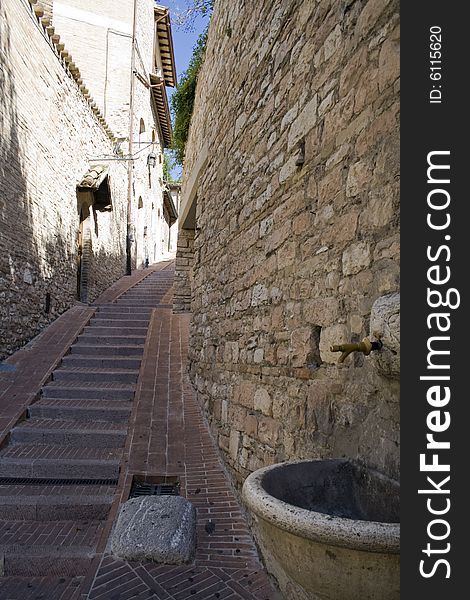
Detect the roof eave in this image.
<box><xmin>150</xmin><ymin>73</ymin><xmax>173</xmax><ymax>148</ymax></box>
<box><xmin>163</xmin><ymin>187</ymin><xmax>178</xmax><ymax>223</ymax></box>
<box><xmin>154</xmin><ymin>6</ymin><xmax>177</xmax><ymax>88</ymax></box>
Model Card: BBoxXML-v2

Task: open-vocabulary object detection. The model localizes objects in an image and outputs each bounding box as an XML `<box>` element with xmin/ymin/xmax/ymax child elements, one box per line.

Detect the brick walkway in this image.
<box><xmin>0</xmin><ymin>265</ymin><xmax>279</xmax><ymax>600</ymax></box>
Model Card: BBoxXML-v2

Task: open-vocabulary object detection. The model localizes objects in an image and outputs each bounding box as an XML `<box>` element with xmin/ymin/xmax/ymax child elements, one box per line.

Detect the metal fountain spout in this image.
<box><xmin>330</xmin><ymin>337</ymin><xmax>383</xmax><ymax>364</ymax></box>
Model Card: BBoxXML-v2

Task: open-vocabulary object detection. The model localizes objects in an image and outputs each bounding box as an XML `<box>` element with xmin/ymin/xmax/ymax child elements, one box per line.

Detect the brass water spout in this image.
<box><xmin>330</xmin><ymin>338</ymin><xmax>383</xmax><ymax>363</ymax></box>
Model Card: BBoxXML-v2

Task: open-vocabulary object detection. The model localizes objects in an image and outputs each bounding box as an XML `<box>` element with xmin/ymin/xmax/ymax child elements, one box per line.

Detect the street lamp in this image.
<box><xmin>147</xmin><ymin>152</ymin><xmax>157</xmax><ymax>168</ymax></box>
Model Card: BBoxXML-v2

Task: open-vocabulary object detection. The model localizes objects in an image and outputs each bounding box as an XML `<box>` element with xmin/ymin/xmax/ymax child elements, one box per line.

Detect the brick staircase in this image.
<box><xmin>0</xmin><ymin>269</ymin><xmax>173</xmax><ymax>597</ymax></box>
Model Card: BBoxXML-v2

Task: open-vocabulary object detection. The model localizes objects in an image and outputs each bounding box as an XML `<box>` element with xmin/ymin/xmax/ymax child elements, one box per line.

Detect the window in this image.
<box><xmin>139</xmin><ymin>119</ymin><xmax>145</xmax><ymax>147</ymax></box>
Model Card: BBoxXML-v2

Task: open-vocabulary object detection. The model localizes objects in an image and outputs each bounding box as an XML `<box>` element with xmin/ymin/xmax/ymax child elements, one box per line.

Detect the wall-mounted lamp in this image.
<box><xmin>147</xmin><ymin>152</ymin><xmax>157</xmax><ymax>168</ymax></box>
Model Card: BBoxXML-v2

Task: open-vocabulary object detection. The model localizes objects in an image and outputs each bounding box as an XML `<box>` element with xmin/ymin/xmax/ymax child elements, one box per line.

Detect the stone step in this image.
<box><xmin>92</xmin><ymin>315</ymin><xmax>150</xmax><ymax>324</ymax></box>
<box><xmin>97</xmin><ymin>305</ymin><xmax>153</xmax><ymax>314</ymax></box>
<box><xmin>69</xmin><ymin>343</ymin><xmax>144</xmax><ymax>357</ymax></box>
<box><xmin>0</xmin><ymin>545</ymin><xmax>96</xmax><ymax>576</ymax></box>
<box><xmin>90</xmin><ymin>318</ymin><xmax>150</xmax><ymax>328</ymax></box>
<box><xmin>41</xmin><ymin>382</ymin><xmax>135</xmax><ymax>401</ymax></box>
<box><xmin>83</xmin><ymin>325</ymin><xmax>148</xmax><ymax>336</ymax></box>
<box><xmin>120</xmin><ymin>291</ymin><xmax>166</xmax><ymax>297</ymax></box>
<box><xmin>0</xmin><ymin>456</ymin><xmax>120</xmax><ymax>479</ymax></box>
<box><xmin>10</xmin><ymin>421</ymin><xmax>127</xmax><ymax>447</ymax></box>
<box><xmin>52</xmin><ymin>368</ymin><xmax>139</xmax><ymax>385</ymax></box>
<box><xmin>78</xmin><ymin>334</ymin><xmax>146</xmax><ymax>345</ymax></box>
<box><xmin>28</xmin><ymin>399</ymin><xmax>132</xmax><ymax>421</ymax></box>
<box><xmin>0</xmin><ymin>494</ymin><xmax>114</xmax><ymax>520</ymax></box>
<box><xmin>0</xmin><ymin>443</ymin><xmax>121</xmax><ymax>461</ymax></box>
<box><xmin>116</xmin><ymin>297</ymin><xmax>162</xmax><ymax>304</ymax></box>
<box><xmin>61</xmin><ymin>355</ymin><xmax>142</xmax><ymax>369</ymax></box>
<box><xmin>0</xmin><ymin>575</ymin><xmax>84</xmax><ymax>598</ymax></box>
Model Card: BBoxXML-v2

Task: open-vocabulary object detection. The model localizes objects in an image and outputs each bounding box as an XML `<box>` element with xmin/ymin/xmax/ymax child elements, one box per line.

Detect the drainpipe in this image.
<box><xmin>126</xmin><ymin>0</ymin><xmax>138</xmax><ymax>275</ymax></box>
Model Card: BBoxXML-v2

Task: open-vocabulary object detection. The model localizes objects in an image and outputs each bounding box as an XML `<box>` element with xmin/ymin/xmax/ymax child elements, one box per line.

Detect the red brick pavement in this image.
<box><xmin>0</xmin><ymin>265</ymin><xmax>279</xmax><ymax>599</ymax></box>
<box><xmin>82</xmin><ymin>310</ymin><xmax>280</xmax><ymax>600</ymax></box>
<box><xmin>0</xmin><ymin>263</ymin><xmax>172</xmax><ymax>444</ymax></box>
<box><xmin>0</xmin><ymin>304</ymin><xmax>95</xmax><ymax>444</ymax></box>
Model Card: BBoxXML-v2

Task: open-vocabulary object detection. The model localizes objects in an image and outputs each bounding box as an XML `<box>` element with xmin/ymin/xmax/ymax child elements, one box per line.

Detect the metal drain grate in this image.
<box><xmin>0</xmin><ymin>477</ymin><xmax>118</xmax><ymax>486</ymax></box>
<box><xmin>129</xmin><ymin>480</ymin><xmax>180</xmax><ymax>498</ymax></box>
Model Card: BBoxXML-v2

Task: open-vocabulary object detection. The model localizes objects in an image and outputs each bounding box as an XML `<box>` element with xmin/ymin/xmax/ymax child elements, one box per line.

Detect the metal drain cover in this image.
<box><xmin>129</xmin><ymin>480</ymin><xmax>180</xmax><ymax>498</ymax></box>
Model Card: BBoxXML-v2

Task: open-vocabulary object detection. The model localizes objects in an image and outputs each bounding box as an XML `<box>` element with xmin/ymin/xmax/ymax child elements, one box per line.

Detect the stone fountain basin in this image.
<box><xmin>242</xmin><ymin>459</ymin><xmax>400</xmax><ymax>600</ymax></box>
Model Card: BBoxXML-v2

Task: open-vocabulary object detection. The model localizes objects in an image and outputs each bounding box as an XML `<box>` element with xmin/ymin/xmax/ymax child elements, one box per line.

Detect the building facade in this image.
<box><xmin>52</xmin><ymin>0</ymin><xmax>178</xmax><ymax>269</ymax></box>
<box><xmin>177</xmin><ymin>0</ymin><xmax>400</xmax><ymax>484</ymax></box>
<box><xmin>0</xmin><ymin>0</ymin><xmax>177</xmax><ymax>359</ymax></box>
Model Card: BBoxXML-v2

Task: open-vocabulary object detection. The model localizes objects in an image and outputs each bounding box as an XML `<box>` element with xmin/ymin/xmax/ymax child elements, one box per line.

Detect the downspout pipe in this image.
<box><xmin>126</xmin><ymin>0</ymin><xmax>138</xmax><ymax>275</ymax></box>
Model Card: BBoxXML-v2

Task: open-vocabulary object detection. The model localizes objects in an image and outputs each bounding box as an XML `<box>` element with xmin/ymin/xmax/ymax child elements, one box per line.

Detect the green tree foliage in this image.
<box><xmin>163</xmin><ymin>150</ymin><xmax>179</xmax><ymax>183</ymax></box>
<box><xmin>173</xmin><ymin>0</ymin><xmax>214</xmax><ymax>30</ymax></box>
<box><xmin>170</xmin><ymin>29</ymin><xmax>208</xmax><ymax>165</ymax></box>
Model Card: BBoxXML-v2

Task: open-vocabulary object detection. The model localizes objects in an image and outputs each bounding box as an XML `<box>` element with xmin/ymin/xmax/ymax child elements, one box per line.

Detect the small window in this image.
<box><xmin>138</xmin><ymin>197</ymin><xmax>143</xmax><ymax>209</ymax></box>
<box><xmin>139</xmin><ymin>119</ymin><xmax>146</xmax><ymax>147</ymax></box>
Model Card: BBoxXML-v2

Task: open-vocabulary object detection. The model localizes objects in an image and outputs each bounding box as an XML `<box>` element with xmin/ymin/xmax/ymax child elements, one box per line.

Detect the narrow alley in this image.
<box><xmin>2</xmin><ymin>1</ymin><xmax>401</xmax><ymax>598</ymax></box>
<box><xmin>0</xmin><ymin>263</ymin><xmax>279</xmax><ymax>599</ymax></box>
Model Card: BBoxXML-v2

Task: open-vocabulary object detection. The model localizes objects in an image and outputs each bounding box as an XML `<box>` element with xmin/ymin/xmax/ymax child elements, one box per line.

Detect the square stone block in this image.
<box><xmin>110</xmin><ymin>495</ymin><xmax>196</xmax><ymax>564</ymax></box>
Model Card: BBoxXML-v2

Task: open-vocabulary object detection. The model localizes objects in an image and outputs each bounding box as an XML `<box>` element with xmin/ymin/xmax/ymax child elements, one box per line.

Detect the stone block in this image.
<box><xmin>323</xmin><ymin>24</ymin><xmax>342</xmax><ymax>61</ymax></box>
<box><xmin>110</xmin><ymin>496</ymin><xmax>196</xmax><ymax>564</ymax></box>
<box><xmin>319</xmin><ymin>323</ymin><xmax>349</xmax><ymax>364</ymax></box>
<box><xmin>363</xmin><ymin>190</ymin><xmax>394</xmax><ymax>228</ymax></box>
<box><xmin>288</xmin><ymin>95</ymin><xmax>318</xmax><ymax>151</ymax></box>
<box><xmin>369</xmin><ymin>292</ymin><xmax>400</xmax><ymax>378</ymax></box>
<box><xmin>234</xmin><ymin>381</ymin><xmax>256</xmax><ymax>409</ymax></box>
<box><xmin>253</xmin><ymin>348</ymin><xmax>264</xmax><ymax>363</ymax></box>
<box><xmin>303</xmin><ymin>298</ymin><xmax>340</xmax><ymax>327</ymax></box>
<box><xmin>245</xmin><ymin>414</ymin><xmax>258</xmax><ymax>436</ymax></box>
<box><xmin>254</xmin><ymin>388</ymin><xmax>272</xmax><ymax>416</ymax></box>
<box><xmin>346</xmin><ymin>160</ymin><xmax>372</xmax><ymax>197</ymax></box>
<box><xmin>342</xmin><ymin>241</ymin><xmax>371</xmax><ymax>276</ymax></box>
<box><xmin>378</xmin><ymin>35</ymin><xmax>400</xmax><ymax>91</ymax></box>
<box><xmin>251</xmin><ymin>284</ymin><xmax>269</xmax><ymax>306</ymax></box>
<box><xmin>258</xmin><ymin>416</ymin><xmax>281</xmax><ymax>446</ymax></box>
<box><xmin>229</xmin><ymin>429</ymin><xmax>241</xmax><ymax>460</ymax></box>
<box><xmin>356</xmin><ymin>0</ymin><xmax>393</xmax><ymax>39</ymax></box>
<box><xmin>290</xmin><ymin>326</ymin><xmax>320</xmax><ymax>368</ymax></box>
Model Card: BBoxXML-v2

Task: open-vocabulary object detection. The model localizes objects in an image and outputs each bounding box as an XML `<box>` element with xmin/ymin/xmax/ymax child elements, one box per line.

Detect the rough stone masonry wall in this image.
<box><xmin>0</xmin><ymin>0</ymin><xmax>128</xmax><ymax>359</ymax></box>
<box><xmin>184</xmin><ymin>0</ymin><xmax>400</xmax><ymax>484</ymax></box>
<box><xmin>173</xmin><ymin>229</ymin><xmax>195</xmax><ymax>313</ymax></box>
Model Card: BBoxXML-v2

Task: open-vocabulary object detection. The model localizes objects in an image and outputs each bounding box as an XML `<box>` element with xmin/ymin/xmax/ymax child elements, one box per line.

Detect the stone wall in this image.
<box><xmin>53</xmin><ymin>0</ymin><xmax>134</xmax><ymax>140</ymax></box>
<box><xmin>0</xmin><ymin>0</ymin><xmax>128</xmax><ymax>358</ymax></box>
<box><xmin>173</xmin><ymin>229</ymin><xmax>195</xmax><ymax>313</ymax></box>
<box><xmin>54</xmin><ymin>0</ymin><xmax>173</xmax><ymax>269</ymax></box>
<box><xmin>183</xmin><ymin>0</ymin><xmax>400</xmax><ymax>483</ymax></box>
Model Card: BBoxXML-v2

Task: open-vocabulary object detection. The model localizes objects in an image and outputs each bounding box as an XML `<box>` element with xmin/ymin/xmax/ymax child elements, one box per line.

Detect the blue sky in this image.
<box><xmin>162</xmin><ymin>1</ymin><xmax>210</xmax><ymax>179</ymax></box>
<box><xmin>159</xmin><ymin>2</ymin><xmax>210</xmax><ymax>178</ymax></box>
<box><xmin>165</xmin><ymin>2</ymin><xmax>210</xmax><ymax>86</ymax></box>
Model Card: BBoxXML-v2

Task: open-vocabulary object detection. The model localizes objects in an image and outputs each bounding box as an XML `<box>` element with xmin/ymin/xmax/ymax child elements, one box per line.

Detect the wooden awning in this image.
<box><xmin>77</xmin><ymin>165</ymin><xmax>112</xmax><ymax>211</ymax></box>
<box><xmin>154</xmin><ymin>5</ymin><xmax>177</xmax><ymax>88</ymax></box>
<box><xmin>150</xmin><ymin>73</ymin><xmax>172</xmax><ymax>148</ymax></box>
<box><xmin>78</xmin><ymin>165</ymin><xmax>108</xmax><ymax>190</ymax></box>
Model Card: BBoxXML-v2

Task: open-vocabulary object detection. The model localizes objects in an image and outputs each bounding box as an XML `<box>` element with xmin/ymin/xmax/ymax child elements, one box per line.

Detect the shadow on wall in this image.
<box><xmin>0</xmin><ymin>8</ymin><xmax>71</xmax><ymax>358</ymax></box>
